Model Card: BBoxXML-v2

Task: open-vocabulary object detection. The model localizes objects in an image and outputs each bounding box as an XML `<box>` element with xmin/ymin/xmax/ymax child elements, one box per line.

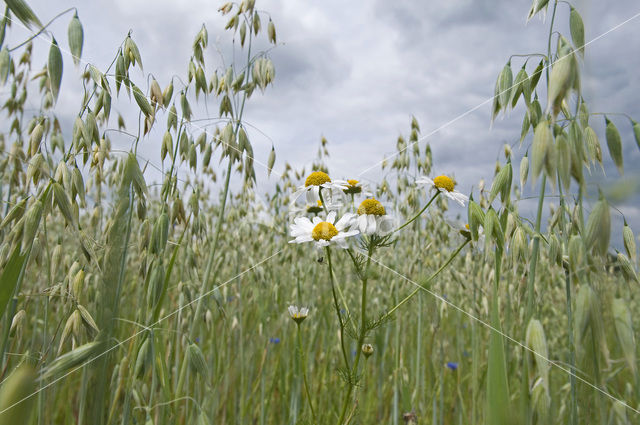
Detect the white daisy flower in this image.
<box><xmin>291</xmin><ymin>171</ymin><xmax>348</xmax><ymax>205</ymax></box>
<box><xmin>416</xmin><ymin>175</ymin><xmax>469</xmax><ymax>207</ymax></box>
<box><xmin>289</xmin><ymin>211</ymin><xmax>359</xmax><ymax>249</ymax></box>
<box><xmin>288</xmin><ymin>305</ymin><xmax>309</xmax><ymax>324</ymax></box>
<box><xmin>342</xmin><ymin>179</ymin><xmax>372</xmax><ymax>197</ymax></box>
<box><xmin>356</xmin><ymin>198</ymin><xmax>394</xmax><ymax>236</ymax></box>
<box><xmin>291</xmin><ymin>198</ymin><xmax>342</xmax><ymax>216</ymax></box>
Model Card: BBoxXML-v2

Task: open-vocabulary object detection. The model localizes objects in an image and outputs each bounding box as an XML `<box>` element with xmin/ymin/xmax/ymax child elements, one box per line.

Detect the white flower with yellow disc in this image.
<box><xmin>291</xmin><ymin>171</ymin><xmax>348</xmax><ymax>204</ymax></box>
<box><xmin>342</xmin><ymin>179</ymin><xmax>372</xmax><ymax>197</ymax></box>
<box><xmin>289</xmin><ymin>211</ymin><xmax>358</xmax><ymax>249</ymax></box>
<box><xmin>416</xmin><ymin>175</ymin><xmax>468</xmax><ymax>207</ymax></box>
<box><xmin>288</xmin><ymin>305</ymin><xmax>309</xmax><ymax>324</ymax></box>
<box><xmin>356</xmin><ymin>198</ymin><xmax>394</xmax><ymax>236</ymax></box>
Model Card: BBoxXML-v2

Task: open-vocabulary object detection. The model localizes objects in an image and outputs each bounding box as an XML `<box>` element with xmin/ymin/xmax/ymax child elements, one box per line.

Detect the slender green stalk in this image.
<box><xmin>8</xmin><ymin>7</ymin><xmax>77</xmax><ymax>52</ymax></box>
<box><xmin>439</xmin><ymin>341</ymin><xmax>444</xmax><ymax>425</ymax></box>
<box><xmin>337</xmin><ymin>243</ymin><xmax>373</xmax><ymax>424</ymax></box>
<box><xmin>325</xmin><ymin>247</ymin><xmax>350</xmax><ymax>372</ymax></box>
<box><xmin>564</xmin><ymin>267</ymin><xmax>578</xmax><ymax>425</ymax></box>
<box><xmin>556</xmin><ymin>153</ymin><xmax>578</xmax><ymax>424</ymax></box>
<box><xmin>394</xmin><ymin>192</ymin><xmax>439</xmax><ymax>233</ymax></box>
<box><xmin>383</xmin><ymin>238</ymin><xmax>469</xmax><ymax>319</ymax></box>
<box><xmin>524</xmin><ymin>174</ymin><xmax>546</xmax><ymax>322</ymax></box>
<box><xmin>472</xmin><ymin>276</ymin><xmax>478</xmax><ymax>425</ymax></box>
<box><xmin>0</xmin><ymin>183</ymin><xmax>51</xmax><ymax>368</ymax></box>
<box><xmin>177</xmin><ymin>16</ymin><xmax>258</xmax><ymax>401</ymax></box>
<box><xmin>36</xmin><ymin>218</ymin><xmax>53</xmax><ymax>425</ymax></box>
<box><xmin>522</xmin><ymin>3</ymin><xmax>559</xmax><ymax>422</ymax></box>
<box><xmin>297</xmin><ymin>325</ymin><xmax>317</xmax><ymax>423</ymax></box>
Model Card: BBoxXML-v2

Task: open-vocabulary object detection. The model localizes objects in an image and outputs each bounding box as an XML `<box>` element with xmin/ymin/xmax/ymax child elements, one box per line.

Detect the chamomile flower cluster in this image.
<box><xmin>416</xmin><ymin>175</ymin><xmax>469</xmax><ymax>206</ymax></box>
<box><xmin>288</xmin><ymin>171</ymin><xmax>469</xmax><ymax>250</ymax></box>
<box><xmin>289</xmin><ymin>172</ymin><xmax>396</xmax><ymax>249</ymax></box>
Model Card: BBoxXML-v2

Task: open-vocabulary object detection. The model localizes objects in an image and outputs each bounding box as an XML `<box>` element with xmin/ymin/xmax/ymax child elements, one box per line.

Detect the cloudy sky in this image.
<box><xmin>7</xmin><ymin>0</ymin><xmax>640</xmax><ymax>233</ymax></box>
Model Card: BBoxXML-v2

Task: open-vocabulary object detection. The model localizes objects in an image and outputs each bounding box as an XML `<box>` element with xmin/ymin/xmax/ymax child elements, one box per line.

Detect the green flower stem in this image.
<box><xmin>556</xmin><ymin>156</ymin><xmax>578</xmax><ymax>425</ymax></box>
<box><xmin>297</xmin><ymin>324</ymin><xmax>317</xmax><ymax>423</ymax></box>
<box><xmin>522</xmin><ymin>1</ymin><xmax>558</xmax><ymax>421</ymax></box>
<box><xmin>525</xmin><ymin>174</ymin><xmax>547</xmax><ymax>315</ymax></box>
<box><xmin>8</xmin><ymin>8</ymin><xmax>77</xmax><ymax>52</ymax></box>
<box><xmin>563</xmin><ymin>266</ymin><xmax>578</xmax><ymax>425</ymax></box>
<box><xmin>337</xmin><ymin>243</ymin><xmax>374</xmax><ymax>425</ymax></box>
<box><xmin>382</xmin><ymin>238</ymin><xmax>470</xmax><ymax>320</ymax></box>
<box><xmin>178</xmin><ymin>15</ymin><xmax>256</xmax><ymax>400</ymax></box>
<box><xmin>318</xmin><ymin>189</ymin><xmax>329</xmax><ymax>214</ymax></box>
<box><xmin>325</xmin><ymin>247</ymin><xmax>350</xmax><ymax>370</ymax></box>
<box><xmin>394</xmin><ymin>192</ymin><xmax>439</xmax><ymax>233</ymax></box>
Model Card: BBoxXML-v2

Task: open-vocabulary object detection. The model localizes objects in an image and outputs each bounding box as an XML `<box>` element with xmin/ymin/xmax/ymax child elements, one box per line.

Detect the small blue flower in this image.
<box><xmin>446</xmin><ymin>362</ymin><xmax>458</xmax><ymax>371</ymax></box>
<box><xmin>227</xmin><ymin>296</ymin><xmax>235</xmax><ymax>303</ymax></box>
<box><xmin>195</xmin><ymin>337</ymin><xmax>200</xmax><ymax>344</ymax></box>
<box><xmin>269</xmin><ymin>337</ymin><xmax>280</xmax><ymax>344</ymax></box>
<box><xmin>462</xmin><ymin>350</ymin><xmax>470</xmax><ymax>357</ymax></box>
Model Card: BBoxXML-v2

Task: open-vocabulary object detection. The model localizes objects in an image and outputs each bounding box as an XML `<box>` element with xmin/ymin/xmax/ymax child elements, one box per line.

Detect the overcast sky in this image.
<box><xmin>6</xmin><ymin>0</ymin><xmax>640</xmax><ymax>235</ymax></box>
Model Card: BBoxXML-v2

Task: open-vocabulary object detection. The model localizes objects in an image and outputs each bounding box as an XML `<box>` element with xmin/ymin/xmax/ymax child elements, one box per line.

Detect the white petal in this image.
<box><xmin>290</xmin><ymin>218</ymin><xmax>313</xmax><ymax>237</ymax></box>
<box><xmin>416</xmin><ymin>176</ymin><xmax>434</xmax><ymax>187</ymax></box>
<box><xmin>336</xmin><ymin>213</ymin><xmax>356</xmax><ymax>230</ymax></box>
<box><xmin>326</xmin><ymin>211</ymin><xmax>337</xmax><ymax>224</ymax></box>
<box><xmin>448</xmin><ymin>191</ymin><xmax>468</xmax><ymax>206</ymax></box>
<box><xmin>293</xmin><ymin>216</ymin><xmax>311</xmax><ymax>225</ymax></box>
<box><xmin>315</xmin><ymin>240</ymin><xmax>330</xmax><ymax>248</ymax></box>
<box><xmin>379</xmin><ymin>216</ymin><xmax>394</xmax><ymax>234</ymax></box>
<box><xmin>334</xmin><ymin>239</ymin><xmax>348</xmax><ymax>248</ymax></box>
<box><xmin>291</xmin><ymin>187</ymin><xmax>307</xmax><ymax>203</ymax></box>
<box><xmin>340</xmin><ymin>230</ymin><xmax>360</xmax><ymax>238</ymax></box>
<box><xmin>357</xmin><ymin>215</ymin><xmax>367</xmax><ymax>233</ymax></box>
<box><xmin>366</xmin><ymin>215</ymin><xmax>376</xmax><ymax>235</ymax></box>
<box><xmin>304</xmin><ymin>186</ymin><xmax>320</xmax><ymax>205</ymax></box>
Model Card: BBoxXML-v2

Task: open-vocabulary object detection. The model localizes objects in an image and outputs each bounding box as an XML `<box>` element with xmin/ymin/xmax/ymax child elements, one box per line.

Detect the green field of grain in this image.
<box><xmin>0</xmin><ymin>0</ymin><xmax>639</xmax><ymax>424</ymax></box>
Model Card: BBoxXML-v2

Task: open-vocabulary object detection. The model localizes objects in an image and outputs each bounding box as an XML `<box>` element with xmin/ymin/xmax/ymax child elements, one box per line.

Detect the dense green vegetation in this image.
<box><xmin>0</xmin><ymin>0</ymin><xmax>639</xmax><ymax>424</ymax></box>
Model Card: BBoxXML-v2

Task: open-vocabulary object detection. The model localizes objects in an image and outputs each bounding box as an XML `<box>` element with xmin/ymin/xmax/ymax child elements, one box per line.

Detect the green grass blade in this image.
<box><xmin>0</xmin><ymin>246</ymin><xmax>27</xmax><ymax>320</ymax></box>
<box><xmin>486</xmin><ymin>290</ymin><xmax>511</xmax><ymax>425</ymax></box>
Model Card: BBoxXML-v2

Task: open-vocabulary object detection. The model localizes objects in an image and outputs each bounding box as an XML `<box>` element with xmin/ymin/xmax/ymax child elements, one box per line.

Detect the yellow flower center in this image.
<box><xmin>307</xmin><ymin>201</ymin><xmax>323</xmax><ymax>214</ymax></box>
<box><xmin>344</xmin><ymin>179</ymin><xmax>362</xmax><ymax>194</ymax></box>
<box><xmin>433</xmin><ymin>175</ymin><xmax>455</xmax><ymax>192</ymax></box>
<box><xmin>357</xmin><ymin>198</ymin><xmax>386</xmax><ymax>216</ymax></box>
<box><xmin>311</xmin><ymin>222</ymin><xmax>338</xmax><ymax>241</ymax></box>
<box><xmin>305</xmin><ymin>171</ymin><xmax>331</xmax><ymax>187</ymax></box>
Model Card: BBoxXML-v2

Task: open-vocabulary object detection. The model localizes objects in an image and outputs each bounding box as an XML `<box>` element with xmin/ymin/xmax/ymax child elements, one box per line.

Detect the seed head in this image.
<box><xmin>361</xmin><ymin>343</ymin><xmax>374</xmax><ymax>358</ymax></box>
<box><xmin>311</xmin><ymin>222</ymin><xmax>338</xmax><ymax>241</ymax></box>
<box><xmin>433</xmin><ymin>175</ymin><xmax>455</xmax><ymax>192</ymax></box>
<box><xmin>357</xmin><ymin>198</ymin><xmax>386</xmax><ymax>216</ymax></box>
<box><xmin>305</xmin><ymin>171</ymin><xmax>330</xmax><ymax>187</ymax></box>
